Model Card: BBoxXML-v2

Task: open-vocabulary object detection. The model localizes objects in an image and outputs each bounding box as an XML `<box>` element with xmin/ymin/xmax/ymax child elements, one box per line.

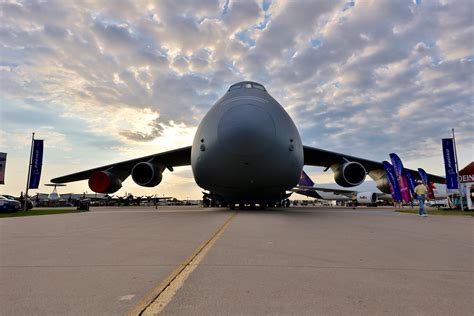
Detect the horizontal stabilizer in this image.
<box><xmin>298</xmin><ymin>170</ymin><xmax>315</xmax><ymax>187</ymax></box>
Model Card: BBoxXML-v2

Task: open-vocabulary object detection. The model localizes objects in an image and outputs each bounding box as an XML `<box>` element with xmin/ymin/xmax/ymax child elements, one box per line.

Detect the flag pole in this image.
<box><xmin>24</xmin><ymin>132</ymin><xmax>35</xmax><ymax>210</ymax></box>
<box><xmin>452</xmin><ymin>128</ymin><xmax>463</xmax><ymax>210</ymax></box>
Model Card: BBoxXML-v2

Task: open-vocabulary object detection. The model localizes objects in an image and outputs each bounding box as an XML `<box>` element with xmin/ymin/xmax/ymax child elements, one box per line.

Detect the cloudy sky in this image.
<box><xmin>1</xmin><ymin>0</ymin><xmax>473</xmax><ymax>199</ymax></box>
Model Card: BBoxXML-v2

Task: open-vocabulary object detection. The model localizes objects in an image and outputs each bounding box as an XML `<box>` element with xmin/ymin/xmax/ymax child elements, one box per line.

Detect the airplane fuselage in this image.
<box><xmin>191</xmin><ymin>82</ymin><xmax>304</xmax><ymax>204</ymax></box>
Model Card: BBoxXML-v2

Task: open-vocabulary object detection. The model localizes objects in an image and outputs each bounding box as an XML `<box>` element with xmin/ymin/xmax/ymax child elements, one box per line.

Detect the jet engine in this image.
<box><xmin>333</xmin><ymin>161</ymin><xmax>366</xmax><ymax>187</ymax></box>
<box><xmin>356</xmin><ymin>192</ymin><xmax>378</xmax><ymax>204</ymax></box>
<box><xmin>375</xmin><ymin>176</ymin><xmax>391</xmax><ymax>194</ymax></box>
<box><xmin>131</xmin><ymin>162</ymin><xmax>165</xmax><ymax>187</ymax></box>
<box><xmin>88</xmin><ymin>171</ymin><xmax>123</xmax><ymax>193</ymax></box>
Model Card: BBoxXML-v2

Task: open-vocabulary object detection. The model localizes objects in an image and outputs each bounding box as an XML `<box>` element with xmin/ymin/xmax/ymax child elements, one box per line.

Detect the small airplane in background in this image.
<box><xmin>292</xmin><ymin>170</ymin><xmax>392</xmax><ymax>205</ymax></box>
<box><xmin>108</xmin><ymin>193</ymin><xmax>173</xmax><ymax>206</ymax></box>
<box><xmin>44</xmin><ymin>183</ymin><xmax>66</xmax><ymax>201</ymax></box>
<box><xmin>293</xmin><ymin>170</ymin><xmax>449</xmax><ymax>206</ymax></box>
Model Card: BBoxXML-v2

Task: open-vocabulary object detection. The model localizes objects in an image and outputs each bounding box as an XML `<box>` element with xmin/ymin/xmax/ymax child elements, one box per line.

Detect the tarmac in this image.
<box><xmin>0</xmin><ymin>206</ymin><xmax>472</xmax><ymax>315</ymax></box>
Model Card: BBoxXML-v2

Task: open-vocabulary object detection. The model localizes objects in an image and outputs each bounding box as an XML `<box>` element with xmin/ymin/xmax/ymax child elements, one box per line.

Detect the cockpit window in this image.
<box><xmin>229</xmin><ymin>83</ymin><xmax>242</xmax><ymax>91</ymax></box>
<box><xmin>228</xmin><ymin>82</ymin><xmax>266</xmax><ymax>92</ymax></box>
<box><xmin>252</xmin><ymin>83</ymin><xmax>265</xmax><ymax>90</ymax></box>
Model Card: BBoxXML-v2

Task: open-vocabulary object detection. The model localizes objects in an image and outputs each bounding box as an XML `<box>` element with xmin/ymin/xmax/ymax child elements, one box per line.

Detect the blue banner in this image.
<box><xmin>418</xmin><ymin>168</ymin><xmax>429</xmax><ymax>186</ymax></box>
<box><xmin>383</xmin><ymin>161</ymin><xmax>402</xmax><ymax>202</ymax></box>
<box><xmin>442</xmin><ymin>138</ymin><xmax>458</xmax><ymax>189</ymax></box>
<box><xmin>405</xmin><ymin>170</ymin><xmax>416</xmax><ymax>196</ymax></box>
<box><xmin>418</xmin><ymin>168</ymin><xmax>435</xmax><ymax>199</ymax></box>
<box><xmin>28</xmin><ymin>140</ymin><xmax>43</xmax><ymax>189</ymax></box>
<box><xmin>389</xmin><ymin>153</ymin><xmax>411</xmax><ymax>203</ymax></box>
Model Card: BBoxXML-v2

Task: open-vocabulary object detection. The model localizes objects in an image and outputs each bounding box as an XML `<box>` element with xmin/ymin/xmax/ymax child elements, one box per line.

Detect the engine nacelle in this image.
<box><xmin>375</xmin><ymin>175</ymin><xmax>391</xmax><ymax>194</ymax></box>
<box><xmin>131</xmin><ymin>162</ymin><xmax>164</xmax><ymax>187</ymax></box>
<box><xmin>88</xmin><ymin>171</ymin><xmax>122</xmax><ymax>193</ymax></box>
<box><xmin>333</xmin><ymin>161</ymin><xmax>366</xmax><ymax>187</ymax></box>
<box><xmin>356</xmin><ymin>192</ymin><xmax>378</xmax><ymax>204</ymax></box>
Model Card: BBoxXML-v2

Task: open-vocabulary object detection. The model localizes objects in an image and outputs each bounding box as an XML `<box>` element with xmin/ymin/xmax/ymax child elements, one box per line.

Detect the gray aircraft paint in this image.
<box><xmin>191</xmin><ymin>82</ymin><xmax>304</xmax><ymax>203</ymax></box>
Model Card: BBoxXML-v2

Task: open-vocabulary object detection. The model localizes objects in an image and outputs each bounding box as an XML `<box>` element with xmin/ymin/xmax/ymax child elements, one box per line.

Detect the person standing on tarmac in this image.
<box><xmin>351</xmin><ymin>192</ymin><xmax>357</xmax><ymax>209</ymax></box>
<box><xmin>414</xmin><ymin>180</ymin><xmax>429</xmax><ymax>217</ymax></box>
<box><xmin>19</xmin><ymin>192</ymin><xmax>25</xmax><ymax>209</ymax></box>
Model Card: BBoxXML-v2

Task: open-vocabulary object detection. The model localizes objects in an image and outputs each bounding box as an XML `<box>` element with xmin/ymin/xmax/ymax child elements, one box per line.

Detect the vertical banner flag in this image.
<box><xmin>382</xmin><ymin>161</ymin><xmax>402</xmax><ymax>202</ymax></box>
<box><xmin>442</xmin><ymin>138</ymin><xmax>459</xmax><ymax>189</ymax></box>
<box><xmin>28</xmin><ymin>140</ymin><xmax>44</xmax><ymax>189</ymax></box>
<box><xmin>0</xmin><ymin>152</ymin><xmax>6</xmax><ymax>184</ymax></box>
<box><xmin>418</xmin><ymin>168</ymin><xmax>435</xmax><ymax>199</ymax></box>
<box><xmin>405</xmin><ymin>170</ymin><xmax>416</xmax><ymax>197</ymax></box>
<box><xmin>389</xmin><ymin>153</ymin><xmax>411</xmax><ymax>203</ymax></box>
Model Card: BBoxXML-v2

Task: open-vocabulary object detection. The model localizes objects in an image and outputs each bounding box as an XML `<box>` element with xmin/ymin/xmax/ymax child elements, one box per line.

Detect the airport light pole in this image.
<box><xmin>24</xmin><ymin>132</ymin><xmax>35</xmax><ymax>211</ymax></box>
<box><xmin>452</xmin><ymin>128</ymin><xmax>465</xmax><ymax>210</ymax></box>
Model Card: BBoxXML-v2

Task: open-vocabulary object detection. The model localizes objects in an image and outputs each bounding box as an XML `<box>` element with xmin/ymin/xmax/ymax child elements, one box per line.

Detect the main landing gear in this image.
<box><xmin>203</xmin><ymin>196</ymin><xmax>290</xmax><ymax>210</ymax></box>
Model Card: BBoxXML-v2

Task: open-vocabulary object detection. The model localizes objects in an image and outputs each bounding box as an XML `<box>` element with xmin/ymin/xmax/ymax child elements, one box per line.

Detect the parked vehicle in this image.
<box><xmin>1</xmin><ymin>195</ymin><xmax>33</xmax><ymax>210</ymax></box>
<box><xmin>0</xmin><ymin>195</ymin><xmax>22</xmax><ymax>211</ymax></box>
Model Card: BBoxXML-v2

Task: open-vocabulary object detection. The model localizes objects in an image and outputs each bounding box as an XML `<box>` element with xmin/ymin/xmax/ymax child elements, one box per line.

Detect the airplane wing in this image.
<box><xmin>294</xmin><ymin>185</ymin><xmax>355</xmax><ymax>196</ymax></box>
<box><xmin>51</xmin><ymin>146</ymin><xmax>191</xmax><ymax>183</ymax></box>
<box><xmin>303</xmin><ymin>145</ymin><xmax>446</xmax><ymax>184</ymax></box>
<box><xmin>291</xmin><ymin>186</ymin><xmax>352</xmax><ymax>200</ymax></box>
<box><xmin>292</xmin><ymin>185</ymin><xmax>392</xmax><ymax>200</ymax></box>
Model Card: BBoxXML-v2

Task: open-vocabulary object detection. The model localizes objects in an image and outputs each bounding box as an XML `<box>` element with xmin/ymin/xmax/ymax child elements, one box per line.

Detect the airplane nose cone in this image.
<box><xmin>218</xmin><ymin>104</ymin><xmax>276</xmax><ymax>155</ymax></box>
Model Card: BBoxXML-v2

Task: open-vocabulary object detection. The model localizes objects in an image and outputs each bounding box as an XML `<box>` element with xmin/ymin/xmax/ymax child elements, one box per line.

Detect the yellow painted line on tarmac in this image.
<box><xmin>126</xmin><ymin>211</ymin><xmax>238</xmax><ymax>316</ymax></box>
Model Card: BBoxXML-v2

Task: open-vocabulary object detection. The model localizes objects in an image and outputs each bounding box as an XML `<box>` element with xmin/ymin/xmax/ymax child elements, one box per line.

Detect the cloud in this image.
<box><xmin>120</xmin><ymin>117</ymin><xmax>165</xmax><ymax>141</ymax></box>
<box><xmin>224</xmin><ymin>0</ymin><xmax>262</xmax><ymax>34</ymax></box>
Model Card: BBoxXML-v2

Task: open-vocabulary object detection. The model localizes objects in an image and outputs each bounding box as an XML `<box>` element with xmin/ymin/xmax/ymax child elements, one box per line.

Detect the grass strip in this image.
<box><xmin>396</xmin><ymin>208</ymin><xmax>474</xmax><ymax>216</ymax></box>
<box><xmin>0</xmin><ymin>208</ymin><xmax>87</xmax><ymax>218</ymax></box>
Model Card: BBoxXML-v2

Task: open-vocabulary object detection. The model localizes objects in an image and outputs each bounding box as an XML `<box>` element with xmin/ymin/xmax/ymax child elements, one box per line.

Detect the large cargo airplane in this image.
<box><xmin>292</xmin><ymin>170</ymin><xmax>392</xmax><ymax>204</ymax></box>
<box><xmin>52</xmin><ymin>81</ymin><xmax>445</xmax><ymax>208</ymax></box>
